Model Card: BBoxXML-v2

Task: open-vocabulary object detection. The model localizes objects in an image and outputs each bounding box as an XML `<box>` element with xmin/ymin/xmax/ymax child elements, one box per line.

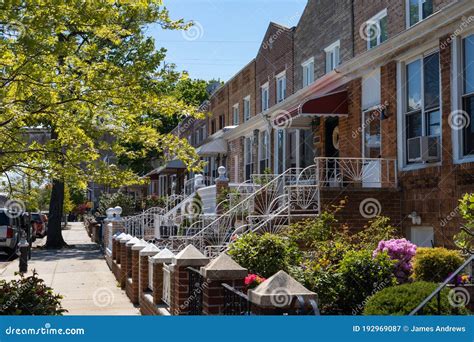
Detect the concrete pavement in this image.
<box><xmin>0</xmin><ymin>222</ymin><xmax>140</xmax><ymax>315</ymax></box>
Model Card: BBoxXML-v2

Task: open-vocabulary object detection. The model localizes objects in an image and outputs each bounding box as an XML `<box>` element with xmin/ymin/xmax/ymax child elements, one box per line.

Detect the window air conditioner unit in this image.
<box><xmin>407</xmin><ymin>135</ymin><xmax>440</xmax><ymax>163</ymax></box>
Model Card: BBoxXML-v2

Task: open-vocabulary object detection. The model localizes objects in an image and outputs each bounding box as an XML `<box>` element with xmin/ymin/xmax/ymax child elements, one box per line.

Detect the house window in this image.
<box><xmin>367</xmin><ymin>9</ymin><xmax>388</xmax><ymax>50</ymax></box>
<box><xmin>244</xmin><ymin>136</ymin><xmax>253</xmax><ymax>180</ymax></box>
<box><xmin>462</xmin><ymin>34</ymin><xmax>474</xmax><ymax>156</ymax></box>
<box><xmin>261</xmin><ymin>83</ymin><xmax>269</xmax><ymax>112</ymax></box>
<box><xmin>404</xmin><ymin>51</ymin><xmax>440</xmax><ymax>164</ymax></box>
<box><xmin>219</xmin><ymin>115</ymin><xmax>224</xmax><ymax>130</ymax></box>
<box><xmin>407</xmin><ymin>0</ymin><xmax>433</xmax><ymax>27</ymax></box>
<box><xmin>211</xmin><ymin>120</ymin><xmax>216</xmax><ymax>134</ymax></box>
<box><xmin>243</xmin><ymin>96</ymin><xmax>251</xmax><ymax>121</ymax></box>
<box><xmin>259</xmin><ymin>130</ymin><xmax>270</xmax><ymax>173</ymax></box>
<box><xmin>232</xmin><ymin>104</ymin><xmax>239</xmax><ymax>125</ymax></box>
<box><xmin>302</xmin><ymin>58</ymin><xmax>314</xmax><ymax>88</ymax></box>
<box><xmin>325</xmin><ymin>40</ymin><xmax>340</xmax><ymax>73</ymax></box>
<box><xmin>276</xmin><ymin>72</ymin><xmax>286</xmax><ymax>103</ymax></box>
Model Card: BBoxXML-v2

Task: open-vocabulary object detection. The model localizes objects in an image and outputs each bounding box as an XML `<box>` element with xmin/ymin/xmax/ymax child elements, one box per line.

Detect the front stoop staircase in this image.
<box><xmin>122</xmin><ymin>165</ymin><xmax>321</xmax><ymax>257</ymax></box>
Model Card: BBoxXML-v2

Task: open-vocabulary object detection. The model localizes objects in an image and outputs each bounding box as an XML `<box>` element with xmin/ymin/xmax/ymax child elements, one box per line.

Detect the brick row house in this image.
<box><xmin>160</xmin><ymin>0</ymin><xmax>474</xmax><ymax>248</ymax></box>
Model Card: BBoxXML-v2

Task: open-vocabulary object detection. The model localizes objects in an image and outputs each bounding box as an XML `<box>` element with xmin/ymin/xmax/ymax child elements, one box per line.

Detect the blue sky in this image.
<box><xmin>147</xmin><ymin>0</ymin><xmax>307</xmax><ymax>82</ymax></box>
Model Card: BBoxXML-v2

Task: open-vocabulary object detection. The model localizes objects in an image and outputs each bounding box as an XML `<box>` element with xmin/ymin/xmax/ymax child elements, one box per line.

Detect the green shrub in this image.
<box><xmin>284</xmin><ymin>211</ymin><xmax>338</xmax><ymax>249</ymax></box>
<box><xmin>412</xmin><ymin>248</ymin><xmax>464</xmax><ymax>282</ymax></box>
<box><xmin>0</xmin><ymin>271</ymin><xmax>67</xmax><ymax>315</ymax></box>
<box><xmin>228</xmin><ymin>233</ymin><xmax>300</xmax><ymax>278</ymax></box>
<box><xmin>349</xmin><ymin>216</ymin><xmax>399</xmax><ymax>250</ymax></box>
<box><xmin>337</xmin><ymin>250</ymin><xmax>396</xmax><ymax>314</ymax></box>
<box><xmin>364</xmin><ymin>281</ymin><xmax>469</xmax><ymax>315</ymax></box>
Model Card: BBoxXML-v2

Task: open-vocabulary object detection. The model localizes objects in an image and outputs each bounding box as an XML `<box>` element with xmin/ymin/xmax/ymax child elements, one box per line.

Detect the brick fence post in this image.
<box><xmin>169</xmin><ymin>245</ymin><xmax>209</xmax><ymax>315</ymax></box>
<box><xmin>111</xmin><ymin>232</ymin><xmax>126</xmax><ymax>279</ymax></box>
<box><xmin>151</xmin><ymin>248</ymin><xmax>175</xmax><ymax>305</ymax></box>
<box><xmin>129</xmin><ymin>239</ymin><xmax>148</xmax><ymax>304</ymax></box>
<box><xmin>118</xmin><ymin>234</ymin><xmax>132</xmax><ymax>288</ymax></box>
<box><xmin>139</xmin><ymin>243</ymin><xmax>161</xmax><ymax>304</ymax></box>
<box><xmin>248</xmin><ymin>270</ymin><xmax>318</xmax><ymax>315</ymax></box>
<box><xmin>201</xmin><ymin>253</ymin><xmax>247</xmax><ymax>315</ymax></box>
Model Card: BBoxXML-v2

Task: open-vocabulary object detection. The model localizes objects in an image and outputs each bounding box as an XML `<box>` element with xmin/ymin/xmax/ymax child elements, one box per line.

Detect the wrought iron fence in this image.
<box><xmin>187</xmin><ymin>267</ymin><xmax>204</xmax><ymax>315</ymax></box>
<box><xmin>222</xmin><ymin>283</ymin><xmax>251</xmax><ymax>315</ymax></box>
<box><xmin>162</xmin><ymin>263</ymin><xmax>171</xmax><ymax>306</ymax></box>
<box><xmin>410</xmin><ymin>255</ymin><xmax>473</xmax><ymax>315</ymax></box>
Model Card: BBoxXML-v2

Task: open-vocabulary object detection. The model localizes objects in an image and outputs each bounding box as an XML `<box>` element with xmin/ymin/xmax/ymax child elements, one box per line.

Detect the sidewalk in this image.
<box><xmin>0</xmin><ymin>222</ymin><xmax>140</xmax><ymax>315</ymax></box>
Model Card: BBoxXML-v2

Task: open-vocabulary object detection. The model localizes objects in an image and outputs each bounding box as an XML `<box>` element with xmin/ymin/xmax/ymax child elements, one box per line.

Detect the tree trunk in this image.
<box><xmin>45</xmin><ymin>179</ymin><xmax>67</xmax><ymax>248</ymax></box>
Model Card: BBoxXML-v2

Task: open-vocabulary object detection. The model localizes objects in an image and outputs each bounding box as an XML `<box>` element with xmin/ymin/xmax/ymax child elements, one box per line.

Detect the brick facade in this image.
<box><xmin>294</xmin><ymin>0</ymin><xmax>354</xmax><ymax>91</ymax></box>
<box><xmin>255</xmin><ymin>23</ymin><xmax>295</xmax><ymax>114</ymax></box>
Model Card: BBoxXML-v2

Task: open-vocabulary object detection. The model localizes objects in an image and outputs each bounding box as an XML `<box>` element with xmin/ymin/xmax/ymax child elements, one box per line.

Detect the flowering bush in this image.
<box><xmin>454</xmin><ymin>274</ymin><xmax>472</xmax><ymax>286</ymax></box>
<box><xmin>0</xmin><ymin>271</ymin><xmax>66</xmax><ymax>315</ymax></box>
<box><xmin>244</xmin><ymin>274</ymin><xmax>266</xmax><ymax>290</ymax></box>
<box><xmin>373</xmin><ymin>238</ymin><xmax>417</xmax><ymax>283</ymax></box>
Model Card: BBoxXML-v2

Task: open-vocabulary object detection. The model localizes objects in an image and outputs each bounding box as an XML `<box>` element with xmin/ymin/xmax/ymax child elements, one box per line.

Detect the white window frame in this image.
<box><xmin>243</xmin><ymin>95</ymin><xmax>251</xmax><ymax>122</ymax></box>
<box><xmin>302</xmin><ymin>57</ymin><xmax>315</xmax><ymax>88</ymax></box>
<box><xmin>259</xmin><ymin>130</ymin><xmax>270</xmax><ymax>173</ymax></box>
<box><xmin>406</xmin><ymin>0</ymin><xmax>434</xmax><ymax>28</ymax></box>
<box><xmin>261</xmin><ymin>83</ymin><xmax>269</xmax><ymax>112</ymax></box>
<box><xmin>276</xmin><ymin>71</ymin><xmax>287</xmax><ymax>103</ymax></box>
<box><xmin>324</xmin><ymin>40</ymin><xmax>340</xmax><ymax>74</ymax></box>
<box><xmin>397</xmin><ymin>48</ymin><xmax>442</xmax><ymax>170</ymax></box>
<box><xmin>366</xmin><ymin>9</ymin><xmax>388</xmax><ymax>50</ymax></box>
<box><xmin>452</xmin><ymin>31</ymin><xmax>474</xmax><ymax>164</ymax></box>
<box><xmin>232</xmin><ymin>103</ymin><xmax>239</xmax><ymax>125</ymax></box>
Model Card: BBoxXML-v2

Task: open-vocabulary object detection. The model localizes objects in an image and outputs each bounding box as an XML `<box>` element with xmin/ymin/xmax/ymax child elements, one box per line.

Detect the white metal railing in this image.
<box><xmin>312</xmin><ymin>157</ymin><xmax>397</xmax><ymax>188</ymax></box>
<box><xmin>186</xmin><ymin>168</ymin><xmax>305</xmax><ymax>253</ymax></box>
<box><xmin>162</xmin><ymin>263</ymin><xmax>171</xmax><ymax>305</ymax></box>
<box><xmin>134</xmin><ymin>158</ymin><xmax>398</xmax><ymax>256</ymax></box>
<box><xmin>184</xmin><ymin>176</ymin><xmax>213</xmax><ymax>196</ymax></box>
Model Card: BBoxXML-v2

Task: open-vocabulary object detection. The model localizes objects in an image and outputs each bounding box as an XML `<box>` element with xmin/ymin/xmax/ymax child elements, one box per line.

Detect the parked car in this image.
<box><xmin>0</xmin><ymin>208</ymin><xmax>21</xmax><ymax>258</ymax></box>
<box><xmin>31</xmin><ymin>212</ymin><xmax>48</xmax><ymax>238</ymax></box>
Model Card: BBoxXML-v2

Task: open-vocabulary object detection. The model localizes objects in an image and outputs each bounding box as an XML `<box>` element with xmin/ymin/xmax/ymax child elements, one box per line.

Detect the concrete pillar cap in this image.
<box><xmin>247</xmin><ymin>270</ymin><xmax>317</xmax><ymax>308</ymax></box>
<box><xmin>140</xmin><ymin>243</ymin><xmax>161</xmax><ymax>256</ymax></box>
<box><xmin>126</xmin><ymin>237</ymin><xmax>140</xmax><ymax>247</ymax></box>
<box><xmin>119</xmin><ymin>234</ymin><xmax>133</xmax><ymax>243</ymax></box>
<box><xmin>131</xmin><ymin>239</ymin><xmax>148</xmax><ymax>251</ymax></box>
<box><xmin>114</xmin><ymin>232</ymin><xmax>126</xmax><ymax>240</ymax></box>
<box><xmin>200</xmin><ymin>253</ymin><xmax>247</xmax><ymax>280</ymax></box>
<box><xmin>151</xmin><ymin>248</ymin><xmax>175</xmax><ymax>264</ymax></box>
<box><xmin>172</xmin><ymin>245</ymin><xmax>209</xmax><ymax>267</ymax></box>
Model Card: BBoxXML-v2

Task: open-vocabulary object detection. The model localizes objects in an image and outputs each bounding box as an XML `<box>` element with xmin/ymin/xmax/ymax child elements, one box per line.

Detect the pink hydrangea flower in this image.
<box><xmin>373</xmin><ymin>238</ymin><xmax>417</xmax><ymax>283</ymax></box>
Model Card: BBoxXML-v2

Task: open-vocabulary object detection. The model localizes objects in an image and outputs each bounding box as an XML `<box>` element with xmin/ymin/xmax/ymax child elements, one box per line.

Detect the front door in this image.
<box><xmin>362</xmin><ymin>109</ymin><xmax>382</xmax><ymax>188</ymax></box>
<box><xmin>325</xmin><ymin>117</ymin><xmax>339</xmax><ymax>185</ymax></box>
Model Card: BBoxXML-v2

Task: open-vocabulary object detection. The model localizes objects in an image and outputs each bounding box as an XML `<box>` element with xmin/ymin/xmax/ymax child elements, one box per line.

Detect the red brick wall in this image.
<box><xmin>320</xmin><ymin>188</ymin><xmax>402</xmax><ymax>233</ymax></box>
<box><xmin>294</xmin><ymin>0</ymin><xmax>354</xmax><ymax>90</ymax></box>
<box><xmin>208</xmin><ymin>85</ymin><xmax>229</xmax><ymax>136</ymax></box>
<box><xmin>228</xmin><ymin>137</ymin><xmax>244</xmax><ymax>183</ymax></box>
<box><xmin>398</xmin><ymin>35</ymin><xmax>474</xmax><ymax>247</ymax></box>
<box><xmin>256</xmin><ymin>23</ymin><xmax>295</xmax><ymax>114</ymax></box>
<box><xmin>228</xmin><ymin>61</ymin><xmax>256</xmax><ymax>125</ymax></box>
<box><xmin>339</xmin><ymin>78</ymin><xmax>363</xmax><ymax>159</ymax></box>
<box><xmin>353</xmin><ymin>0</ymin><xmax>406</xmax><ymax>56</ymax></box>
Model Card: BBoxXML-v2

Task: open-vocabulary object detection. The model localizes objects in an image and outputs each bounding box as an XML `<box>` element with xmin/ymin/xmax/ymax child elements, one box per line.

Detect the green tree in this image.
<box><xmin>1</xmin><ymin>1</ymin><xmax>203</xmax><ymax>248</ymax></box>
